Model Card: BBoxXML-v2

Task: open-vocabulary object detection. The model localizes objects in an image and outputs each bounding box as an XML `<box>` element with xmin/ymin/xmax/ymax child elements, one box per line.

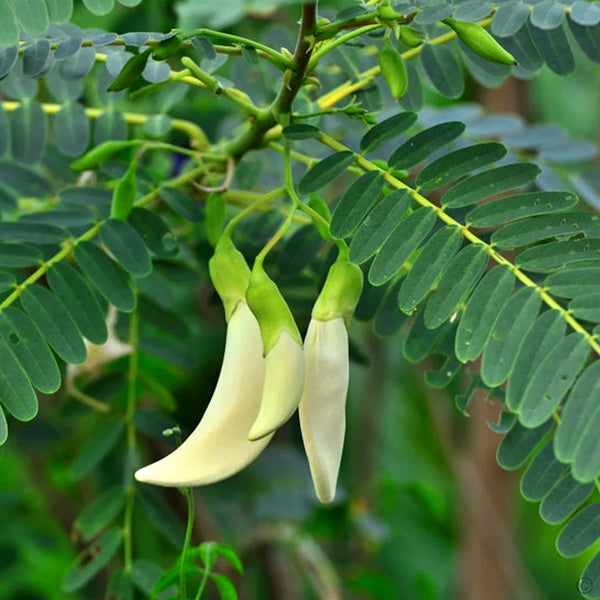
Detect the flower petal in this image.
<box><xmin>248</xmin><ymin>331</ymin><xmax>305</xmax><ymax>441</ymax></box>
<box><xmin>299</xmin><ymin>317</ymin><xmax>349</xmax><ymax>503</ymax></box>
<box><xmin>135</xmin><ymin>301</ymin><xmax>272</xmax><ymax>487</ymax></box>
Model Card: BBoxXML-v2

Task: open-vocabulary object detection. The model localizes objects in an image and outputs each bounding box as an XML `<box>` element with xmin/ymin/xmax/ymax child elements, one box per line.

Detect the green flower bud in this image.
<box><xmin>71</xmin><ymin>140</ymin><xmax>139</xmax><ymax>171</ymax></box>
<box><xmin>312</xmin><ymin>258</ymin><xmax>364</xmax><ymax>327</ymax></box>
<box><xmin>246</xmin><ymin>263</ymin><xmax>302</xmax><ymax>354</ymax></box>
<box><xmin>152</xmin><ymin>35</ymin><xmax>182</xmax><ymax>61</ymax></box>
<box><xmin>209</xmin><ymin>236</ymin><xmax>251</xmax><ymax>321</ymax></box>
<box><xmin>110</xmin><ymin>163</ymin><xmax>137</xmax><ymax>221</ymax></box>
<box><xmin>444</xmin><ymin>19</ymin><xmax>517</xmax><ymax>66</ymax></box>
<box><xmin>379</xmin><ymin>37</ymin><xmax>409</xmax><ymax>101</ymax></box>
<box><xmin>398</xmin><ymin>26</ymin><xmax>422</xmax><ymax>48</ymax></box>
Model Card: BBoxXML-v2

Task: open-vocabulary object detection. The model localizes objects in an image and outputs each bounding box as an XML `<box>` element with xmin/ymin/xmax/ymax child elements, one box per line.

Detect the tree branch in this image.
<box><xmin>225</xmin><ymin>2</ymin><xmax>318</xmax><ymax>161</ymax></box>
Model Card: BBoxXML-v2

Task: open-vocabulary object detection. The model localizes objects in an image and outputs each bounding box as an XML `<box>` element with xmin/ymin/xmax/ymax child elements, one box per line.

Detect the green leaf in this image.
<box><xmin>519</xmin><ymin>332</ymin><xmax>590</xmax><ymax>428</ymax></box>
<box><xmin>416</xmin><ymin>142</ymin><xmax>507</xmax><ymax>192</ymax></box>
<box><xmin>404</xmin><ymin>308</ymin><xmax>455</xmax><ymax>363</ymax></box>
<box><xmin>75</xmin><ymin>486</ymin><xmax>126</xmax><ymax>541</ymax></box>
<box><xmin>420</xmin><ymin>43</ymin><xmax>464</xmax><ymax>99</ymax></box>
<box><xmin>466</xmin><ymin>191</ymin><xmax>579</xmax><ymax>227</ymax></box>
<box><xmin>54</xmin><ymin>102</ymin><xmax>90</xmax><ymax>157</ymax></box>
<box><xmin>424</xmin><ymin>244</ymin><xmax>488</xmax><ymax>329</ymax></box>
<box><xmin>360</xmin><ymin>111</ymin><xmax>417</xmax><ymax>154</ymax></box>
<box><xmin>13</xmin><ymin>0</ymin><xmax>49</xmax><ymax>37</ymax></box>
<box><xmin>20</xmin><ymin>284</ymin><xmax>87</xmax><ymax>364</ymax></box>
<box><xmin>373</xmin><ymin>278</ymin><xmax>408</xmax><ymax>338</ymax></box>
<box><xmin>531</xmin><ymin>1</ymin><xmax>565</xmax><ymax>29</ymax></box>
<box><xmin>211</xmin><ymin>573</ymin><xmax>238</xmax><ymax>600</ymax></box>
<box><xmin>0</xmin><ymin>221</ymin><xmax>66</xmax><ymax>244</ymax></box>
<box><xmin>569</xmin><ymin>294</ymin><xmax>600</xmax><ymax>323</ymax></box>
<box><xmin>492</xmin><ymin>212</ymin><xmax>600</xmax><ymax>249</ymax></box>
<box><xmin>500</xmin><ymin>23</ymin><xmax>544</xmax><ymax>74</ymax></box>
<box><xmin>506</xmin><ymin>309</ymin><xmax>565</xmax><ymax>412</ymax></box>
<box><xmin>0</xmin><ymin>0</ymin><xmax>20</xmax><ymax>48</ymax></box>
<box><xmin>492</xmin><ymin>2</ymin><xmax>530</xmax><ymax>36</ymax></box>
<box><xmin>441</xmin><ymin>163</ymin><xmax>541</xmax><ymax>209</ymax></box>
<box><xmin>71</xmin><ymin>418</ymin><xmax>125</xmax><ymax>479</ymax></box>
<box><xmin>297</xmin><ymin>151</ymin><xmax>354</xmax><ymax>195</ymax></box>
<box><xmin>205</xmin><ymin>193</ymin><xmax>226</xmax><ymax>247</ymax></box>
<box><xmin>82</xmin><ymin>0</ymin><xmax>113</xmax><ymax>14</ymax></box>
<box><xmin>496</xmin><ymin>420</ymin><xmax>552</xmax><ymax>470</ymax></box>
<box><xmin>348</xmin><ymin>189</ymin><xmax>411</xmax><ymax>264</ymax></box>
<box><xmin>62</xmin><ymin>528</ymin><xmax>122</xmax><ymax>593</ymax></box>
<box><xmin>45</xmin><ymin>0</ymin><xmax>72</xmax><ymax>23</ymax></box>
<box><xmin>369</xmin><ymin>206</ymin><xmax>436</xmax><ymax>286</ymax></box>
<box><xmin>480</xmin><ymin>286</ymin><xmax>541</xmax><ymax>387</ymax></box>
<box><xmin>546</xmin><ymin>267</ymin><xmax>600</xmax><ymax>298</ymax></box>
<box><xmin>520</xmin><ymin>440</ymin><xmax>568</xmax><ymax>501</ymax></box>
<box><xmin>558</xmin><ymin>363</ymin><xmax>600</xmax><ymax>480</ymax></box>
<box><xmin>108</xmin><ymin>49</ymin><xmax>152</xmax><ymax>92</ymax></box>
<box><xmin>0</xmin><ymin>161</ymin><xmax>51</xmax><ymax>197</ymax></box>
<box><xmin>539</xmin><ymin>473</ymin><xmax>593</xmax><ymax>524</ymax></box>
<box><xmin>330</xmin><ymin>171</ymin><xmax>383</xmax><ymax>239</ymax></box>
<box><xmin>128</xmin><ymin>208</ymin><xmax>178</xmax><ymax>258</ymax></box>
<box><xmin>75</xmin><ymin>241</ymin><xmax>136</xmax><ymax>312</ymax></box>
<box><xmin>101</xmin><ymin>219</ymin><xmax>153</xmax><ymax>278</ymax></box>
<box><xmin>10</xmin><ymin>100</ymin><xmax>48</xmax><ymax>164</ymax></box>
<box><xmin>47</xmin><ymin>262</ymin><xmax>108</xmax><ymax>345</ymax></box>
<box><xmin>215</xmin><ymin>545</ymin><xmax>243</xmax><ymax>574</ymax></box>
<box><xmin>398</xmin><ymin>226</ymin><xmax>463</xmax><ymax>313</ymax></box>
<box><xmin>282</xmin><ymin>124</ymin><xmax>319</xmax><ymax>140</ymax></box>
<box><xmin>389</xmin><ymin>121</ymin><xmax>465</xmax><ymax>170</ymax></box>
<box><xmin>161</xmin><ymin>187</ymin><xmax>203</xmax><ymax>223</ymax></box>
<box><xmin>557</xmin><ymin>504</ymin><xmax>600</xmax><ymax>558</ymax></box>
<box><xmin>580</xmin><ymin>550</ymin><xmax>600</xmax><ymax>599</ymax></box>
<box><xmin>530</xmin><ymin>23</ymin><xmax>575</xmax><ymax>75</ymax></box>
<box><xmin>517</xmin><ymin>239</ymin><xmax>600</xmax><ymax>270</ymax></box>
<box><xmin>569</xmin><ymin>20</ymin><xmax>600</xmax><ymax>64</ymax></box>
<box><xmin>0</xmin><ymin>306</ymin><xmax>61</xmax><ymax>393</ymax></box>
<box><xmin>0</xmin><ymin>271</ymin><xmax>15</xmax><ymax>292</ymax></box>
<box><xmin>0</xmin><ymin>337</ymin><xmax>38</xmax><ymax>421</ymax></box>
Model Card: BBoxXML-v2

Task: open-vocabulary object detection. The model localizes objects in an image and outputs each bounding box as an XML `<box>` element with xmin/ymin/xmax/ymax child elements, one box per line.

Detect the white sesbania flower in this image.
<box><xmin>299</xmin><ymin>256</ymin><xmax>363</xmax><ymax>503</ymax></box>
<box><xmin>245</xmin><ymin>263</ymin><xmax>305</xmax><ymax>441</ymax></box>
<box><xmin>135</xmin><ymin>238</ymin><xmax>273</xmax><ymax>487</ymax></box>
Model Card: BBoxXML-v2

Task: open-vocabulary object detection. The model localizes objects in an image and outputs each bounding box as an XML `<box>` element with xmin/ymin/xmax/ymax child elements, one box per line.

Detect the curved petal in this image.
<box><xmin>248</xmin><ymin>331</ymin><xmax>305</xmax><ymax>441</ymax></box>
<box><xmin>135</xmin><ymin>301</ymin><xmax>272</xmax><ymax>487</ymax></box>
<box><xmin>299</xmin><ymin>317</ymin><xmax>349</xmax><ymax>503</ymax></box>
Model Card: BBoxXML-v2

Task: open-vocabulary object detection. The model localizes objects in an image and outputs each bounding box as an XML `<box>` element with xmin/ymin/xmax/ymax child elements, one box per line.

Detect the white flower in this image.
<box><xmin>135</xmin><ymin>300</ymin><xmax>273</xmax><ymax>487</ymax></box>
<box><xmin>248</xmin><ymin>330</ymin><xmax>305</xmax><ymax>441</ymax></box>
<box><xmin>299</xmin><ymin>317</ymin><xmax>349</xmax><ymax>503</ymax></box>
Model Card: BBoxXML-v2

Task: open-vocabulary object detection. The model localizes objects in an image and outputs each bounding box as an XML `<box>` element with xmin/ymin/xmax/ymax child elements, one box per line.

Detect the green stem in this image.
<box><xmin>183</xmin><ymin>28</ymin><xmax>291</xmax><ymax>70</ymax></box>
<box><xmin>180</xmin><ymin>487</ymin><xmax>195</xmax><ymax>600</ymax></box>
<box><xmin>181</xmin><ymin>57</ymin><xmax>260</xmax><ymax>117</ymax></box>
<box><xmin>223</xmin><ymin>186</ymin><xmax>286</xmax><ymax>236</ymax></box>
<box><xmin>123</xmin><ymin>304</ymin><xmax>139</xmax><ymax>574</ymax></box>
<box><xmin>308</xmin><ymin>23</ymin><xmax>382</xmax><ymax>71</ymax></box>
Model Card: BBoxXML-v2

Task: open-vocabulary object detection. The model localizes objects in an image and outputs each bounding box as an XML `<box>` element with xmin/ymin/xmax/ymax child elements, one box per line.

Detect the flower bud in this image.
<box><xmin>246</xmin><ymin>264</ymin><xmax>305</xmax><ymax>440</ymax></box>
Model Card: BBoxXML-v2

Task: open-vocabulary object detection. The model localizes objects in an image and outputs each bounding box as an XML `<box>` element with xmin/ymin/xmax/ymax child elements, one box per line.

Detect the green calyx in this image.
<box><xmin>208</xmin><ymin>236</ymin><xmax>251</xmax><ymax>321</ymax></box>
<box><xmin>246</xmin><ymin>263</ymin><xmax>302</xmax><ymax>354</ymax></box>
<box><xmin>312</xmin><ymin>258</ymin><xmax>364</xmax><ymax>327</ymax></box>
<box><xmin>444</xmin><ymin>19</ymin><xmax>517</xmax><ymax>66</ymax></box>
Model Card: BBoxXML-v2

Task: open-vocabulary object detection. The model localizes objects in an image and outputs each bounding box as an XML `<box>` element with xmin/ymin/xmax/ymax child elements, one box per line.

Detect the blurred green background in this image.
<box><xmin>1</xmin><ymin>1</ymin><xmax>600</xmax><ymax>599</ymax></box>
